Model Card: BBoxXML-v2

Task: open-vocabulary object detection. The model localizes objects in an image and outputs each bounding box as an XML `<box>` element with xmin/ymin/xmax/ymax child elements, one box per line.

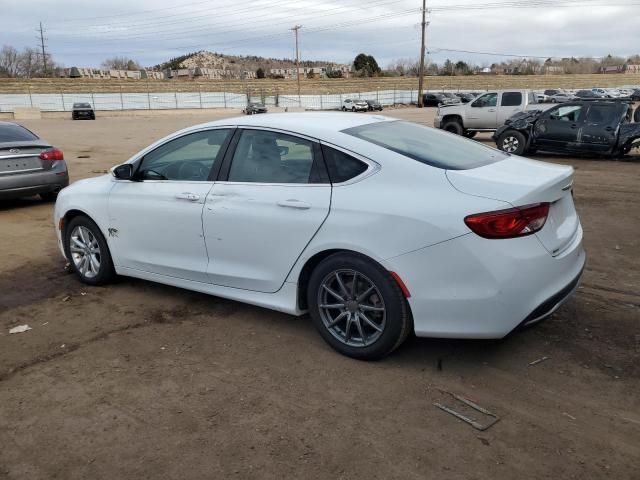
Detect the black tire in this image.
<box><xmin>341</xmin><ymin>106</ymin><xmax>346</xmax><ymax>112</ymax></box>
<box><xmin>442</xmin><ymin>120</ymin><xmax>464</xmax><ymax>135</ymax></box>
<box><xmin>64</xmin><ymin>216</ymin><xmax>116</xmax><ymax>286</ymax></box>
<box><xmin>40</xmin><ymin>191</ymin><xmax>58</xmax><ymax>202</ymax></box>
<box><xmin>72</xmin><ymin>114</ymin><xmax>77</xmax><ymax>120</ymax></box>
<box><xmin>307</xmin><ymin>252</ymin><xmax>411</xmax><ymax>360</ymax></box>
<box><xmin>90</xmin><ymin>113</ymin><xmax>95</xmax><ymax>120</ymax></box>
<box><xmin>497</xmin><ymin>130</ymin><xmax>527</xmax><ymax>155</ymax></box>
<box><xmin>351</xmin><ymin>107</ymin><xmax>356</xmax><ymax>112</ymax></box>
<box><xmin>463</xmin><ymin>130</ymin><xmax>477</xmax><ymax>139</ymax></box>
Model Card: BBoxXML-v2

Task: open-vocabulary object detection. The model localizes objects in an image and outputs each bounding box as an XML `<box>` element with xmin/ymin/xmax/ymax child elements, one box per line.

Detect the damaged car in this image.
<box><xmin>494</xmin><ymin>101</ymin><xmax>640</xmax><ymax>157</ymax></box>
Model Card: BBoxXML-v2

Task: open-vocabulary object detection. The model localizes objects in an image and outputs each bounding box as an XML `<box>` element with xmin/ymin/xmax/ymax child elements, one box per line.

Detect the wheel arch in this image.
<box><xmin>441</xmin><ymin>114</ymin><xmax>463</xmax><ymax>126</ymax></box>
<box><xmin>61</xmin><ymin>208</ymin><xmax>112</xmax><ymax>254</ymax></box>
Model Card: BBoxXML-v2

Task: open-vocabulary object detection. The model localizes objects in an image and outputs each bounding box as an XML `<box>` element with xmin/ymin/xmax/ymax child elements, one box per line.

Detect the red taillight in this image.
<box><xmin>464</xmin><ymin>203</ymin><xmax>550</xmax><ymax>239</ymax></box>
<box><xmin>39</xmin><ymin>148</ymin><xmax>64</xmax><ymax>161</ymax></box>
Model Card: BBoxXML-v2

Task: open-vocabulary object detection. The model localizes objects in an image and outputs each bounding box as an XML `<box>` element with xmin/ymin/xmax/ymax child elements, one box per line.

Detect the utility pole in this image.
<box><xmin>38</xmin><ymin>22</ymin><xmax>48</xmax><ymax>77</ymax></box>
<box><xmin>417</xmin><ymin>0</ymin><xmax>428</xmax><ymax>107</ymax></box>
<box><xmin>292</xmin><ymin>25</ymin><xmax>302</xmax><ymax>107</ymax></box>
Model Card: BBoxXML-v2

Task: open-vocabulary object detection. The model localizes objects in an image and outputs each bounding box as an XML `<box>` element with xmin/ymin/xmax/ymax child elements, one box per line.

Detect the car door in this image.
<box><xmin>579</xmin><ymin>103</ymin><xmax>621</xmax><ymax>153</ymax></box>
<box><xmin>108</xmin><ymin>128</ymin><xmax>233</xmax><ymax>282</ymax></box>
<box><xmin>466</xmin><ymin>92</ymin><xmax>498</xmax><ymax>128</ymax></box>
<box><xmin>497</xmin><ymin>91</ymin><xmax>523</xmax><ymax>126</ymax></box>
<box><xmin>533</xmin><ymin>104</ymin><xmax>585</xmax><ymax>152</ymax></box>
<box><xmin>203</xmin><ymin>128</ymin><xmax>331</xmax><ymax>293</ymax></box>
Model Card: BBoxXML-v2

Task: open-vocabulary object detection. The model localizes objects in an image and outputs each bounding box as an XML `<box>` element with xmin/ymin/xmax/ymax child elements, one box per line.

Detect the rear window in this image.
<box><xmin>343</xmin><ymin>121</ymin><xmax>506</xmax><ymax>170</ymax></box>
<box><xmin>0</xmin><ymin>123</ymin><xmax>38</xmax><ymax>142</ymax></box>
<box><xmin>321</xmin><ymin>145</ymin><xmax>368</xmax><ymax>183</ymax></box>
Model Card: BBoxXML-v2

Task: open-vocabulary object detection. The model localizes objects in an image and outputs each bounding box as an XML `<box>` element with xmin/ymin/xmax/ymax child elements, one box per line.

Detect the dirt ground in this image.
<box><xmin>1</xmin><ymin>108</ymin><xmax>639</xmax><ymax>480</ymax></box>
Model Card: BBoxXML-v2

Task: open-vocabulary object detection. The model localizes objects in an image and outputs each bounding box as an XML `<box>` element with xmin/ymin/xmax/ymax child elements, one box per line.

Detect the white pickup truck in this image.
<box><xmin>433</xmin><ymin>90</ymin><xmax>540</xmax><ymax>137</ymax></box>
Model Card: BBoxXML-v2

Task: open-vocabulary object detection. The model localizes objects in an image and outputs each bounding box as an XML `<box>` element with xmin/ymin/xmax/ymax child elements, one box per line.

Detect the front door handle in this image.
<box><xmin>570</xmin><ymin>124</ymin><xmax>578</xmax><ymax>129</ymax></box>
<box><xmin>175</xmin><ymin>192</ymin><xmax>200</xmax><ymax>202</ymax></box>
<box><xmin>488</xmin><ymin>109</ymin><xmax>496</xmax><ymax>112</ymax></box>
<box><xmin>277</xmin><ymin>199</ymin><xmax>311</xmax><ymax>210</ymax></box>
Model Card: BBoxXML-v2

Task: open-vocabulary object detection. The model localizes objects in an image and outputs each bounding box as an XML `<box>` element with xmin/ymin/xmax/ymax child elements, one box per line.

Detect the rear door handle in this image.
<box><xmin>175</xmin><ymin>192</ymin><xmax>200</xmax><ymax>202</ymax></box>
<box><xmin>277</xmin><ymin>199</ymin><xmax>311</xmax><ymax>210</ymax></box>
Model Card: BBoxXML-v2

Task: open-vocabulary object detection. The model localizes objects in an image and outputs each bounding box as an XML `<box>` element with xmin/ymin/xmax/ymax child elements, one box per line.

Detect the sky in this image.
<box><xmin>3</xmin><ymin>0</ymin><xmax>640</xmax><ymax>68</ymax></box>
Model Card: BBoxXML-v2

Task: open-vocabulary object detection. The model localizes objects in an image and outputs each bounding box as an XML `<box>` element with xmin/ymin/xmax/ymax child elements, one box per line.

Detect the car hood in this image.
<box><xmin>504</xmin><ymin>110</ymin><xmax>544</xmax><ymax>129</ymax></box>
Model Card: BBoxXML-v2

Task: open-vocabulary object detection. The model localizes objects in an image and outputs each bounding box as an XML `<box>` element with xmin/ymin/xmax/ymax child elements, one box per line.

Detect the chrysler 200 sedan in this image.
<box><xmin>54</xmin><ymin>113</ymin><xmax>585</xmax><ymax>360</ymax></box>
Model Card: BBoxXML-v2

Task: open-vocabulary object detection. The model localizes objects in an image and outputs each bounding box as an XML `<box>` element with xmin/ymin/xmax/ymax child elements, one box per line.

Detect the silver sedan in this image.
<box><xmin>0</xmin><ymin>122</ymin><xmax>69</xmax><ymax>201</ymax></box>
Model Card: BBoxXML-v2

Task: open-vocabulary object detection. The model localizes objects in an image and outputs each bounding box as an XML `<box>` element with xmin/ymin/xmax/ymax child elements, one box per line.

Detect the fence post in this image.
<box><xmin>174</xmin><ymin>91</ymin><xmax>178</xmax><ymax>109</ymax></box>
<box><xmin>119</xmin><ymin>86</ymin><xmax>124</xmax><ymax>110</ymax></box>
<box><xmin>60</xmin><ymin>90</ymin><xmax>65</xmax><ymax>111</ymax></box>
<box><xmin>91</xmin><ymin>91</ymin><xmax>96</xmax><ymax>110</ymax></box>
<box><xmin>393</xmin><ymin>85</ymin><xmax>396</xmax><ymax>105</ymax></box>
<box><xmin>223</xmin><ymin>90</ymin><xmax>227</xmax><ymax>108</ymax></box>
<box><xmin>320</xmin><ymin>93</ymin><xmax>323</xmax><ymax>110</ymax></box>
<box><xmin>376</xmin><ymin>88</ymin><xmax>379</xmax><ymax>102</ymax></box>
<box><xmin>146</xmin><ymin>80</ymin><xmax>151</xmax><ymax>110</ymax></box>
<box><xmin>198</xmin><ymin>85</ymin><xmax>203</xmax><ymax>109</ymax></box>
<box><xmin>28</xmin><ymin>87</ymin><xmax>33</xmax><ymax>107</ymax></box>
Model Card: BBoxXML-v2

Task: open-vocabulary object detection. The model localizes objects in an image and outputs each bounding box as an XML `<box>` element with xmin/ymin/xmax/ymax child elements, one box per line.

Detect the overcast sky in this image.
<box><xmin>3</xmin><ymin>0</ymin><xmax>640</xmax><ymax>68</ymax></box>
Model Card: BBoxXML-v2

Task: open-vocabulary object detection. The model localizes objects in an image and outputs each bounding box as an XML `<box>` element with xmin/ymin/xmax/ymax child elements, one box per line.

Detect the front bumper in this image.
<box><xmin>383</xmin><ymin>224</ymin><xmax>585</xmax><ymax>339</ymax></box>
<box><xmin>433</xmin><ymin>116</ymin><xmax>442</xmax><ymax>129</ymax></box>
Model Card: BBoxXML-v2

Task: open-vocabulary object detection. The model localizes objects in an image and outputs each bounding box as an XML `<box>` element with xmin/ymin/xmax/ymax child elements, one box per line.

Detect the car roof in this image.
<box><xmin>190</xmin><ymin>112</ymin><xmax>394</xmax><ymax>141</ymax></box>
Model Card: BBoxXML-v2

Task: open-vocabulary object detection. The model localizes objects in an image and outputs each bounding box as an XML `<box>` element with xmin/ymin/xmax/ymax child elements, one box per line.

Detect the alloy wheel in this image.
<box><xmin>69</xmin><ymin>225</ymin><xmax>102</xmax><ymax>279</ymax></box>
<box><xmin>502</xmin><ymin>136</ymin><xmax>520</xmax><ymax>153</ymax></box>
<box><xmin>317</xmin><ymin>269</ymin><xmax>386</xmax><ymax>347</ymax></box>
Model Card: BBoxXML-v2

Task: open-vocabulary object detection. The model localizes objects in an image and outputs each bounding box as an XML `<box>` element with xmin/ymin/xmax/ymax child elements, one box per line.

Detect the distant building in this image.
<box><xmin>624</xmin><ymin>64</ymin><xmax>640</xmax><ymax>74</ymax></box>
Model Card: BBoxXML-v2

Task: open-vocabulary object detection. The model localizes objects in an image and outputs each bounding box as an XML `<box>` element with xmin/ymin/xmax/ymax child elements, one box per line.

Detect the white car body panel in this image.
<box><xmin>54</xmin><ymin>112</ymin><xmax>586</xmax><ymax>340</ymax></box>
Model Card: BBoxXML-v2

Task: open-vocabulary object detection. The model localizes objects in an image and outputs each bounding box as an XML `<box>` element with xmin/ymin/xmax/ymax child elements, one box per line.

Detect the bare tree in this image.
<box><xmin>17</xmin><ymin>48</ymin><xmax>40</xmax><ymax>78</ymax></box>
<box><xmin>0</xmin><ymin>46</ymin><xmax>20</xmax><ymax>77</ymax></box>
<box><xmin>101</xmin><ymin>56</ymin><xmax>141</xmax><ymax>71</ymax></box>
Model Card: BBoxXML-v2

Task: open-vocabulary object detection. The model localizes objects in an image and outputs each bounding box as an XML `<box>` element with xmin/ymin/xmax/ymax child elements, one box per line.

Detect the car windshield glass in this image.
<box><xmin>343</xmin><ymin>120</ymin><xmax>506</xmax><ymax>170</ymax></box>
<box><xmin>74</xmin><ymin>103</ymin><xmax>90</xmax><ymax>108</ymax></box>
<box><xmin>0</xmin><ymin>123</ymin><xmax>38</xmax><ymax>142</ymax></box>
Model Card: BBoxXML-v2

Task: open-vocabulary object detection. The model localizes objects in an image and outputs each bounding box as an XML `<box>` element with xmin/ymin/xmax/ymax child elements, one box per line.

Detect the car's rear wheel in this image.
<box><xmin>497</xmin><ymin>130</ymin><xmax>527</xmax><ymax>155</ymax></box>
<box><xmin>64</xmin><ymin>216</ymin><xmax>115</xmax><ymax>285</ymax></box>
<box><xmin>307</xmin><ymin>252</ymin><xmax>411</xmax><ymax>360</ymax></box>
<box><xmin>351</xmin><ymin>107</ymin><xmax>356</xmax><ymax>112</ymax></box>
<box><xmin>442</xmin><ymin>120</ymin><xmax>463</xmax><ymax>135</ymax></box>
<box><xmin>40</xmin><ymin>191</ymin><xmax>58</xmax><ymax>202</ymax></box>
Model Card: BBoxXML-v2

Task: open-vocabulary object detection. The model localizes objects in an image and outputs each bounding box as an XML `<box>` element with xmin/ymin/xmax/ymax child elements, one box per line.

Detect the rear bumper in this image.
<box><xmin>383</xmin><ymin>224</ymin><xmax>586</xmax><ymax>339</ymax></box>
<box><xmin>0</xmin><ymin>168</ymin><xmax>69</xmax><ymax>199</ymax></box>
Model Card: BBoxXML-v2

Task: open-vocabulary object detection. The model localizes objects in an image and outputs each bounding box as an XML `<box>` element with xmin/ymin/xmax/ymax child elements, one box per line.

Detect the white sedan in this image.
<box><xmin>54</xmin><ymin>113</ymin><xmax>585</xmax><ymax>360</ymax></box>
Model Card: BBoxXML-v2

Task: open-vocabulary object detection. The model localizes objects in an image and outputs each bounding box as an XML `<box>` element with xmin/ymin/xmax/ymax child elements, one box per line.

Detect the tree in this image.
<box><xmin>101</xmin><ymin>56</ymin><xmax>141</xmax><ymax>70</ymax></box>
<box><xmin>256</xmin><ymin>67</ymin><xmax>265</xmax><ymax>79</ymax></box>
<box><xmin>0</xmin><ymin>46</ymin><xmax>20</xmax><ymax>77</ymax></box>
<box><xmin>353</xmin><ymin>53</ymin><xmax>381</xmax><ymax>77</ymax></box>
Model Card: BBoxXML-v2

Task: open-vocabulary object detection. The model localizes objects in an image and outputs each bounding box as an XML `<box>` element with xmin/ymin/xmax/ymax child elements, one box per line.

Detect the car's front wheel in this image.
<box><xmin>64</xmin><ymin>216</ymin><xmax>115</xmax><ymax>285</ymax></box>
<box><xmin>442</xmin><ymin>120</ymin><xmax>463</xmax><ymax>135</ymax></box>
<box><xmin>497</xmin><ymin>130</ymin><xmax>527</xmax><ymax>155</ymax></box>
<box><xmin>307</xmin><ymin>252</ymin><xmax>411</xmax><ymax>360</ymax></box>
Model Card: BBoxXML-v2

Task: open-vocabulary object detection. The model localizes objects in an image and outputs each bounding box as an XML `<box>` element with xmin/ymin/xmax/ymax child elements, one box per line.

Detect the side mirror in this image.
<box><xmin>112</xmin><ymin>163</ymin><xmax>134</xmax><ymax>180</ymax></box>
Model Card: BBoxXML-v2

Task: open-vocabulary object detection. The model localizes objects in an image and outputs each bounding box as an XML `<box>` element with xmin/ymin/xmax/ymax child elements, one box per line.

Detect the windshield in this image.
<box><xmin>343</xmin><ymin>121</ymin><xmax>506</xmax><ymax>170</ymax></box>
<box><xmin>0</xmin><ymin>123</ymin><xmax>38</xmax><ymax>142</ymax></box>
<box><xmin>74</xmin><ymin>103</ymin><xmax>90</xmax><ymax>108</ymax></box>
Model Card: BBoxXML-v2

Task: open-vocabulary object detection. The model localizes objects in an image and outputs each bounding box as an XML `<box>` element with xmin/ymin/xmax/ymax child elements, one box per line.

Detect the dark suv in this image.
<box><xmin>72</xmin><ymin>103</ymin><xmax>95</xmax><ymax>120</ymax></box>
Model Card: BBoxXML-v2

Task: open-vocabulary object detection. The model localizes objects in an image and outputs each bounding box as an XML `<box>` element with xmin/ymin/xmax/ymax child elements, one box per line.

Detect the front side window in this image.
<box><xmin>138</xmin><ymin>129</ymin><xmax>231</xmax><ymax>181</ymax></box>
<box><xmin>228</xmin><ymin>130</ymin><xmax>316</xmax><ymax>183</ymax></box>
<box><xmin>471</xmin><ymin>93</ymin><xmax>497</xmax><ymax>108</ymax></box>
<box><xmin>549</xmin><ymin>105</ymin><xmax>583</xmax><ymax>122</ymax></box>
<box><xmin>343</xmin><ymin>120</ymin><xmax>506</xmax><ymax>170</ymax></box>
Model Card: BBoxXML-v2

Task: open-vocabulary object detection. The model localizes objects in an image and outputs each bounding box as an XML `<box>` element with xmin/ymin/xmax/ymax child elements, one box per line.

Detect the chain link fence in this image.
<box><xmin>0</xmin><ymin>88</ymin><xmax>424</xmax><ymax>112</ymax></box>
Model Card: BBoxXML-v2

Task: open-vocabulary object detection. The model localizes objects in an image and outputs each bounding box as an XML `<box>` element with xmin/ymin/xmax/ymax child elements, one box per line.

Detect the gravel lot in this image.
<box><xmin>1</xmin><ymin>108</ymin><xmax>639</xmax><ymax>479</ymax></box>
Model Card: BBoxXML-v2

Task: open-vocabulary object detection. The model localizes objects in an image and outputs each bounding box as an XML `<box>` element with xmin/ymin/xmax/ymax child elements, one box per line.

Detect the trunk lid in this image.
<box><xmin>0</xmin><ymin>141</ymin><xmax>52</xmax><ymax>176</ymax></box>
<box><xmin>446</xmin><ymin>156</ymin><xmax>579</xmax><ymax>256</ymax></box>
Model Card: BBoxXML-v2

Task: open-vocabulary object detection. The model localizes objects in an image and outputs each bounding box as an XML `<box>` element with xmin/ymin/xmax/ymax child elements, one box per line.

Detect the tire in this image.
<box><xmin>40</xmin><ymin>191</ymin><xmax>58</xmax><ymax>202</ymax></box>
<box><xmin>90</xmin><ymin>114</ymin><xmax>95</xmax><ymax>120</ymax></box>
<box><xmin>307</xmin><ymin>252</ymin><xmax>411</xmax><ymax>360</ymax></box>
<box><xmin>72</xmin><ymin>114</ymin><xmax>77</xmax><ymax>120</ymax></box>
<box><xmin>551</xmin><ymin>99</ymin><xmax>557</xmax><ymax>103</ymax></box>
<box><xmin>497</xmin><ymin>130</ymin><xmax>527</xmax><ymax>155</ymax></box>
<box><xmin>442</xmin><ymin>120</ymin><xmax>464</xmax><ymax>135</ymax></box>
<box><xmin>64</xmin><ymin>216</ymin><xmax>115</xmax><ymax>286</ymax></box>
<box><xmin>463</xmin><ymin>130</ymin><xmax>477</xmax><ymax>139</ymax></box>
<box><xmin>342</xmin><ymin>107</ymin><xmax>346</xmax><ymax>112</ymax></box>
<box><xmin>351</xmin><ymin>107</ymin><xmax>356</xmax><ymax>112</ymax></box>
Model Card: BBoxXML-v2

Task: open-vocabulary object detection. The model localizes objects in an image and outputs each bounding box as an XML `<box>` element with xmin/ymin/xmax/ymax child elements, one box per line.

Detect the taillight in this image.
<box><xmin>464</xmin><ymin>203</ymin><xmax>550</xmax><ymax>239</ymax></box>
<box><xmin>39</xmin><ymin>148</ymin><xmax>64</xmax><ymax>161</ymax></box>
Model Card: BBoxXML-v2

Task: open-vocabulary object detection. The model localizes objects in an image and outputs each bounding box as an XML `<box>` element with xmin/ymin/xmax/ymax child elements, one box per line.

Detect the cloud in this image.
<box><xmin>3</xmin><ymin>0</ymin><xmax>639</xmax><ymax>67</ymax></box>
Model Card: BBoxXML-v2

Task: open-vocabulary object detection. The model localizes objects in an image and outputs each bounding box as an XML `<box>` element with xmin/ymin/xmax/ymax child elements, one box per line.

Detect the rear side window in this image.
<box><xmin>343</xmin><ymin>121</ymin><xmax>506</xmax><ymax>170</ymax></box>
<box><xmin>501</xmin><ymin>92</ymin><xmax>522</xmax><ymax>107</ymax></box>
<box><xmin>585</xmin><ymin>105</ymin><xmax>617</xmax><ymax>124</ymax></box>
<box><xmin>321</xmin><ymin>145</ymin><xmax>368</xmax><ymax>183</ymax></box>
<box><xmin>0</xmin><ymin>123</ymin><xmax>38</xmax><ymax>142</ymax></box>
